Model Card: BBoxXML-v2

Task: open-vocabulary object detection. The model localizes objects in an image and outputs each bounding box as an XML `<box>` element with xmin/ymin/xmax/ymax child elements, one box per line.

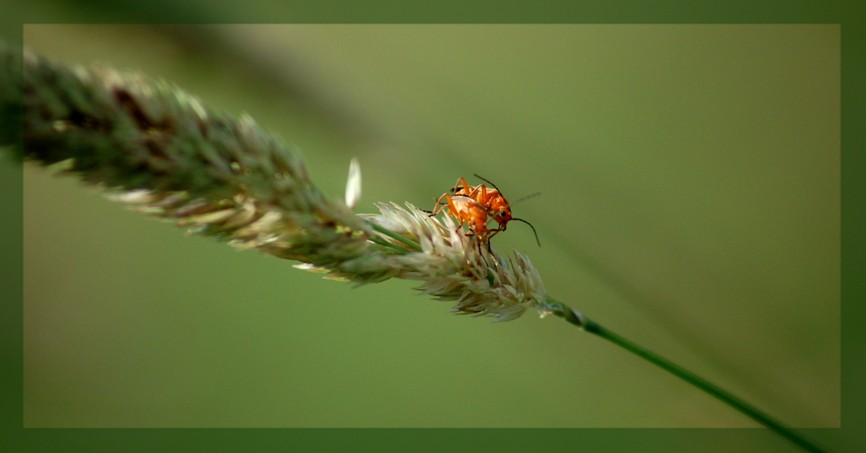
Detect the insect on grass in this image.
<box><xmin>430</xmin><ymin>174</ymin><xmax>540</xmax><ymax>248</ymax></box>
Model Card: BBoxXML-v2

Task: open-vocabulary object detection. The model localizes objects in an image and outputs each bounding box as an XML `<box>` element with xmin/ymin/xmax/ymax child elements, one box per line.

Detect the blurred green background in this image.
<box><xmin>19</xmin><ymin>25</ymin><xmax>838</xmax><ymax>428</ymax></box>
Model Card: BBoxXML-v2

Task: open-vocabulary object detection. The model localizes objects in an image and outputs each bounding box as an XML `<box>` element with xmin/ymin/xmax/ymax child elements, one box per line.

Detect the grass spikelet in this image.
<box><xmin>7</xmin><ymin>44</ymin><xmax>547</xmax><ymax>321</ymax></box>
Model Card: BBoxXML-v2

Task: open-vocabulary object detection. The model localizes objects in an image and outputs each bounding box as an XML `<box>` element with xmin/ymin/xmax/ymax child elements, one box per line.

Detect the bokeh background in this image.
<box><xmin>19</xmin><ymin>25</ymin><xmax>838</xmax><ymax>428</ymax></box>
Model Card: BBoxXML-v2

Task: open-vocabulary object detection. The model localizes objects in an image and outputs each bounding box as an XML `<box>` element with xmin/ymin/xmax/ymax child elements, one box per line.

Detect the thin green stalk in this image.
<box><xmin>368</xmin><ymin>221</ymin><xmax>422</xmax><ymax>252</ymax></box>
<box><xmin>544</xmin><ymin>297</ymin><xmax>825</xmax><ymax>453</ymax></box>
<box><xmin>368</xmin><ymin>235</ymin><xmax>410</xmax><ymax>254</ymax></box>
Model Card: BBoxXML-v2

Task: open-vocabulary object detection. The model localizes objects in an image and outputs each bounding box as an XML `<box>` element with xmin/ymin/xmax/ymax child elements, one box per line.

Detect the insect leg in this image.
<box><xmin>431</xmin><ymin>192</ymin><xmax>452</xmax><ymax>215</ymax></box>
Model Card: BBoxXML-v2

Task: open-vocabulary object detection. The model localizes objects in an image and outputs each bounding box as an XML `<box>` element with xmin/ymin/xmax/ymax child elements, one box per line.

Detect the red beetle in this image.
<box><xmin>432</xmin><ymin>174</ymin><xmax>540</xmax><ymax>246</ymax></box>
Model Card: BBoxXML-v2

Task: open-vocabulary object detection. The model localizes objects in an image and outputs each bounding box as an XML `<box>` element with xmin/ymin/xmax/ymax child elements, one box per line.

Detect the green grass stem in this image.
<box><xmin>546</xmin><ymin>297</ymin><xmax>825</xmax><ymax>453</ymax></box>
<box><xmin>368</xmin><ymin>221</ymin><xmax>422</xmax><ymax>252</ymax></box>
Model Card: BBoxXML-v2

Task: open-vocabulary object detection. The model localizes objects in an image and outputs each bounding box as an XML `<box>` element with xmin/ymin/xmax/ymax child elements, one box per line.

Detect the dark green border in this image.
<box><xmin>1</xmin><ymin>22</ymin><xmax>24</xmax><ymax>453</ymax></box>
<box><xmin>2</xmin><ymin>0</ymin><xmax>863</xmax><ymax>451</ymax></box>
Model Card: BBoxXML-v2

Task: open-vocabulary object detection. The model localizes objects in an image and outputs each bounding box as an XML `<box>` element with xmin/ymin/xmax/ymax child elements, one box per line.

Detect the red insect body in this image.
<box><xmin>432</xmin><ymin>175</ymin><xmax>539</xmax><ymax>246</ymax></box>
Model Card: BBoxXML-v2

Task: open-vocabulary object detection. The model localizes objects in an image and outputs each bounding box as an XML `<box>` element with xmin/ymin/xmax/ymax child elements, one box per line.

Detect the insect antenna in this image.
<box><xmin>511</xmin><ymin>192</ymin><xmax>541</xmax><ymax>204</ymax></box>
<box><xmin>475</xmin><ymin>174</ymin><xmax>540</xmax><ymax>205</ymax></box>
<box><xmin>473</xmin><ymin>174</ymin><xmax>503</xmax><ymax>193</ymax></box>
<box><xmin>511</xmin><ymin>217</ymin><xmax>541</xmax><ymax>247</ymax></box>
